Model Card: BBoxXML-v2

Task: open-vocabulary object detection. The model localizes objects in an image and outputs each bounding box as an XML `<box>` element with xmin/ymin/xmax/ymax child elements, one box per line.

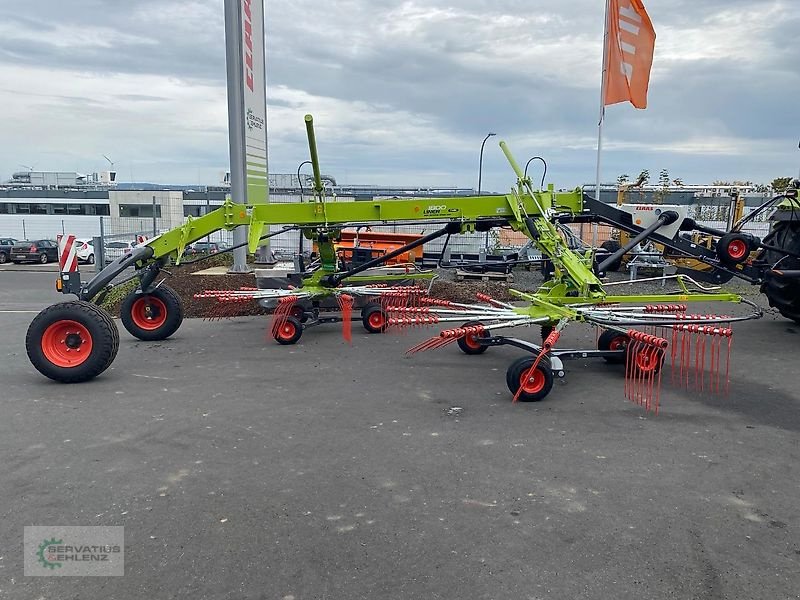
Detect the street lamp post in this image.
<box><xmin>478</xmin><ymin>132</ymin><xmax>496</xmax><ymax>251</ymax></box>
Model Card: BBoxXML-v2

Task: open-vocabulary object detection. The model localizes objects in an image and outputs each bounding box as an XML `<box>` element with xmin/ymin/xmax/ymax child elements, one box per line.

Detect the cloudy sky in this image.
<box><xmin>0</xmin><ymin>0</ymin><xmax>797</xmax><ymax>191</ymax></box>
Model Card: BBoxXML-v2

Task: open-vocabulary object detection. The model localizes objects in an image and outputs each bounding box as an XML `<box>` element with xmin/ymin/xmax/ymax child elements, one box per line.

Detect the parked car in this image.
<box><xmin>189</xmin><ymin>241</ymin><xmax>221</xmax><ymax>255</ymax></box>
<box><xmin>10</xmin><ymin>240</ymin><xmax>59</xmax><ymax>264</ymax></box>
<box><xmin>103</xmin><ymin>240</ymin><xmax>136</xmax><ymax>263</ymax></box>
<box><xmin>0</xmin><ymin>238</ymin><xmax>18</xmax><ymax>264</ymax></box>
<box><xmin>75</xmin><ymin>239</ymin><xmax>96</xmax><ymax>264</ymax></box>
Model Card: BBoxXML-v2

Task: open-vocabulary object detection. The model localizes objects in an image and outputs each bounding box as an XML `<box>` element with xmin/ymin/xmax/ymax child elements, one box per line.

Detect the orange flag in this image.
<box><xmin>603</xmin><ymin>0</ymin><xmax>656</xmax><ymax>109</ymax></box>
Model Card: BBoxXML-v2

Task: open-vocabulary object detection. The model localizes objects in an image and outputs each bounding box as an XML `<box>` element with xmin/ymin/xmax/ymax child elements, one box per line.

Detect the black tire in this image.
<box><xmin>598</xmin><ymin>329</ymin><xmax>629</xmax><ymax>364</ymax></box>
<box><xmin>760</xmin><ymin>221</ymin><xmax>800</xmax><ymax>323</ymax></box>
<box><xmin>361</xmin><ymin>302</ymin><xmax>388</xmax><ymax>333</ymax></box>
<box><xmin>717</xmin><ymin>232</ymin><xmax>753</xmax><ymax>265</ymax></box>
<box><xmin>505</xmin><ymin>354</ymin><xmax>554</xmax><ymax>402</ymax></box>
<box><xmin>39</xmin><ymin>253</ymin><xmax>49</xmax><ymax>264</ymax></box>
<box><xmin>456</xmin><ymin>321</ymin><xmax>489</xmax><ymax>355</ymax></box>
<box><xmin>120</xmin><ymin>284</ymin><xmax>184</xmax><ymax>341</ymax></box>
<box><xmin>26</xmin><ymin>301</ymin><xmax>119</xmax><ymax>383</ymax></box>
<box><xmin>600</xmin><ymin>240</ymin><xmax>622</xmax><ymax>271</ymax></box>
<box><xmin>0</xmin><ymin>251</ymin><xmax>7</xmax><ymax>264</ymax></box>
<box><xmin>87</xmin><ymin>253</ymin><xmax>95</xmax><ymax>265</ymax></box>
<box><xmin>273</xmin><ymin>315</ymin><xmax>303</xmax><ymax>345</ymax></box>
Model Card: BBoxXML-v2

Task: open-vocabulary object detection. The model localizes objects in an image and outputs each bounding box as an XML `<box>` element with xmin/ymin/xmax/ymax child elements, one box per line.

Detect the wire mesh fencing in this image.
<box><xmin>5</xmin><ymin>191</ymin><xmax>780</xmax><ymax>275</ymax></box>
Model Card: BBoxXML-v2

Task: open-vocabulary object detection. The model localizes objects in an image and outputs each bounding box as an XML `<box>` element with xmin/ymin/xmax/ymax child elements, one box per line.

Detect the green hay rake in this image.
<box><xmin>26</xmin><ymin>116</ymin><xmax>761</xmax><ymax>411</ymax></box>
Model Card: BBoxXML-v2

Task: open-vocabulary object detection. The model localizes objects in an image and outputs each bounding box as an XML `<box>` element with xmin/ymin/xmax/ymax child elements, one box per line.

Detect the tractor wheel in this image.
<box><xmin>26</xmin><ymin>301</ymin><xmax>119</xmax><ymax>383</ymax></box>
<box><xmin>274</xmin><ymin>315</ymin><xmax>303</xmax><ymax>345</ymax></box>
<box><xmin>361</xmin><ymin>302</ymin><xmax>388</xmax><ymax>333</ymax></box>
<box><xmin>600</xmin><ymin>240</ymin><xmax>623</xmax><ymax>271</ymax></box>
<box><xmin>120</xmin><ymin>285</ymin><xmax>184</xmax><ymax>341</ymax></box>
<box><xmin>505</xmin><ymin>354</ymin><xmax>554</xmax><ymax>402</ymax></box>
<box><xmin>457</xmin><ymin>320</ymin><xmax>489</xmax><ymax>355</ymax></box>
<box><xmin>598</xmin><ymin>330</ymin><xmax>629</xmax><ymax>364</ymax></box>
<box><xmin>760</xmin><ymin>221</ymin><xmax>800</xmax><ymax>323</ymax></box>
<box><xmin>717</xmin><ymin>232</ymin><xmax>753</xmax><ymax>265</ymax></box>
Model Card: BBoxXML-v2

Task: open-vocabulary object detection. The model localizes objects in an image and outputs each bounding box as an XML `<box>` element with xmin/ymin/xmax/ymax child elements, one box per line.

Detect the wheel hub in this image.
<box><xmin>64</xmin><ymin>332</ymin><xmax>83</xmax><ymax>349</ymax></box>
<box><xmin>41</xmin><ymin>319</ymin><xmax>93</xmax><ymax>367</ymax></box>
<box><xmin>727</xmin><ymin>240</ymin><xmax>746</xmax><ymax>260</ymax></box>
<box><xmin>521</xmin><ymin>369</ymin><xmax>545</xmax><ymax>393</ymax></box>
<box><xmin>131</xmin><ymin>296</ymin><xmax>168</xmax><ymax>330</ymax></box>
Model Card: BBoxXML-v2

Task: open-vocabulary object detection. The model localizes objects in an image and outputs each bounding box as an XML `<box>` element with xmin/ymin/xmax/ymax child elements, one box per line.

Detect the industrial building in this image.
<box><xmin>0</xmin><ymin>170</ymin><xmax>478</xmax><ymax>254</ymax></box>
<box><xmin>0</xmin><ymin>169</ymin><xmax>777</xmax><ymax>256</ymax></box>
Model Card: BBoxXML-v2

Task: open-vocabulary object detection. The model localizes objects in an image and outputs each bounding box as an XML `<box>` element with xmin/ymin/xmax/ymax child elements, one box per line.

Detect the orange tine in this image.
<box><xmin>698</xmin><ymin>331</ymin><xmax>707</xmax><ymax>393</ymax></box>
<box><xmin>653</xmin><ymin>347</ymin><xmax>664</xmax><ymax>415</ymax></box>
<box><xmin>725</xmin><ymin>333</ymin><xmax>733</xmax><ymax>396</ymax></box>
<box><xmin>670</xmin><ymin>326</ymin><xmax>679</xmax><ymax>385</ymax></box>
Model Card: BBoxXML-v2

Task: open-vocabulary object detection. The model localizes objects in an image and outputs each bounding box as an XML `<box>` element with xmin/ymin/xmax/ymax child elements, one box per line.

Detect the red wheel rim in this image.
<box><xmin>634</xmin><ymin>350</ymin><xmax>659</xmax><ymax>373</ymax></box>
<box><xmin>727</xmin><ymin>239</ymin><xmax>747</xmax><ymax>260</ymax></box>
<box><xmin>368</xmin><ymin>311</ymin><xmax>385</xmax><ymax>329</ymax></box>
<box><xmin>608</xmin><ymin>335</ymin><xmax>628</xmax><ymax>351</ymax></box>
<box><xmin>277</xmin><ymin>321</ymin><xmax>297</xmax><ymax>341</ymax></box>
<box><xmin>131</xmin><ymin>297</ymin><xmax>168</xmax><ymax>330</ymax></box>
<box><xmin>463</xmin><ymin>332</ymin><xmax>482</xmax><ymax>350</ymax></box>
<box><xmin>41</xmin><ymin>320</ymin><xmax>93</xmax><ymax>367</ymax></box>
<box><xmin>519</xmin><ymin>367</ymin><xmax>545</xmax><ymax>394</ymax></box>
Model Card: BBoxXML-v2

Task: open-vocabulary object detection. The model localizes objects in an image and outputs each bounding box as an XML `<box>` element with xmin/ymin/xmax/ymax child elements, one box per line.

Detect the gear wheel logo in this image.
<box><xmin>36</xmin><ymin>538</ymin><xmax>63</xmax><ymax>570</ymax></box>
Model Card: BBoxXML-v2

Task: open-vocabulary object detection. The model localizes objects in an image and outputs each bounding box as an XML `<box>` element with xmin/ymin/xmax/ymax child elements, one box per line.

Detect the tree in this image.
<box><xmin>672</xmin><ymin>178</ymin><xmax>684</xmax><ymax>187</ymax></box>
<box><xmin>638</xmin><ymin>169</ymin><xmax>650</xmax><ymax>185</ymax></box>
<box><xmin>772</xmin><ymin>177</ymin><xmax>793</xmax><ymax>193</ymax></box>
<box><xmin>616</xmin><ymin>174</ymin><xmax>630</xmax><ymax>185</ymax></box>
<box><xmin>654</xmin><ymin>169</ymin><xmax>670</xmax><ymax>203</ymax></box>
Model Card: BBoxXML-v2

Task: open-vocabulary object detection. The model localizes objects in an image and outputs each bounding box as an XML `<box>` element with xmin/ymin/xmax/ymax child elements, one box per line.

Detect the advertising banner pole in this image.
<box><xmin>224</xmin><ymin>0</ymin><xmax>270</xmax><ymax>271</ymax></box>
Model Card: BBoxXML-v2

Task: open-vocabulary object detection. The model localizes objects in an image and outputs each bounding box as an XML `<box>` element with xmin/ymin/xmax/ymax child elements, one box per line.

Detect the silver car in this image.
<box><xmin>104</xmin><ymin>240</ymin><xmax>136</xmax><ymax>263</ymax></box>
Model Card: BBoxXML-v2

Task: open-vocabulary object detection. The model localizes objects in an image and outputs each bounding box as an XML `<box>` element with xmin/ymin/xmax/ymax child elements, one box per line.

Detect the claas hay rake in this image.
<box><xmin>26</xmin><ymin>115</ymin><xmax>762</xmax><ymax>412</ymax></box>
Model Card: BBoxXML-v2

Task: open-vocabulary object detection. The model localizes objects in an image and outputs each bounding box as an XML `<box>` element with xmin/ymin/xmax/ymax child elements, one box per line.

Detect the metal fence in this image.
<box><xmin>0</xmin><ymin>216</ymin><xmax>100</xmax><ymax>241</ymax></box>
<box><xmin>264</xmin><ymin>194</ymin><xmax>484</xmax><ymax>260</ymax></box>
<box><xmin>2</xmin><ymin>196</ymin><xmax>778</xmax><ymax>272</ymax></box>
<box><xmin>91</xmin><ymin>217</ymin><xmax>237</xmax><ymax>270</ymax></box>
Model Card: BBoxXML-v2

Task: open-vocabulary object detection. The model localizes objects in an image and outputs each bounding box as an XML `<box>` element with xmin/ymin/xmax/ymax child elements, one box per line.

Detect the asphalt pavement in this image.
<box><xmin>0</xmin><ymin>271</ymin><xmax>798</xmax><ymax>599</ymax></box>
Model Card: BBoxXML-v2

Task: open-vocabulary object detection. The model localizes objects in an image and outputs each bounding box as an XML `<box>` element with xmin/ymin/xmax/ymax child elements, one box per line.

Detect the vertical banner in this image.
<box><xmin>241</xmin><ymin>0</ymin><xmax>269</xmax><ymax>203</ymax></box>
<box><xmin>224</xmin><ymin>0</ymin><xmax>269</xmax><ymax>270</ymax></box>
<box><xmin>603</xmin><ymin>0</ymin><xmax>656</xmax><ymax>109</ymax></box>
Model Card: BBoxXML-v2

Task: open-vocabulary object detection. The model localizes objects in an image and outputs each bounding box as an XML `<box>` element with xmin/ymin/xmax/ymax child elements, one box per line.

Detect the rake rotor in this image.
<box><xmin>392</xmin><ymin>286</ymin><xmax>760</xmax><ymax>413</ymax></box>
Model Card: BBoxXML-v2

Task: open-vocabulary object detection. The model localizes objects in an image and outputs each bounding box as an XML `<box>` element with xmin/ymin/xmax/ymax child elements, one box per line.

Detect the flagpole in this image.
<box><xmin>593</xmin><ymin>0</ymin><xmax>612</xmax><ymax>248</ymax></box>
